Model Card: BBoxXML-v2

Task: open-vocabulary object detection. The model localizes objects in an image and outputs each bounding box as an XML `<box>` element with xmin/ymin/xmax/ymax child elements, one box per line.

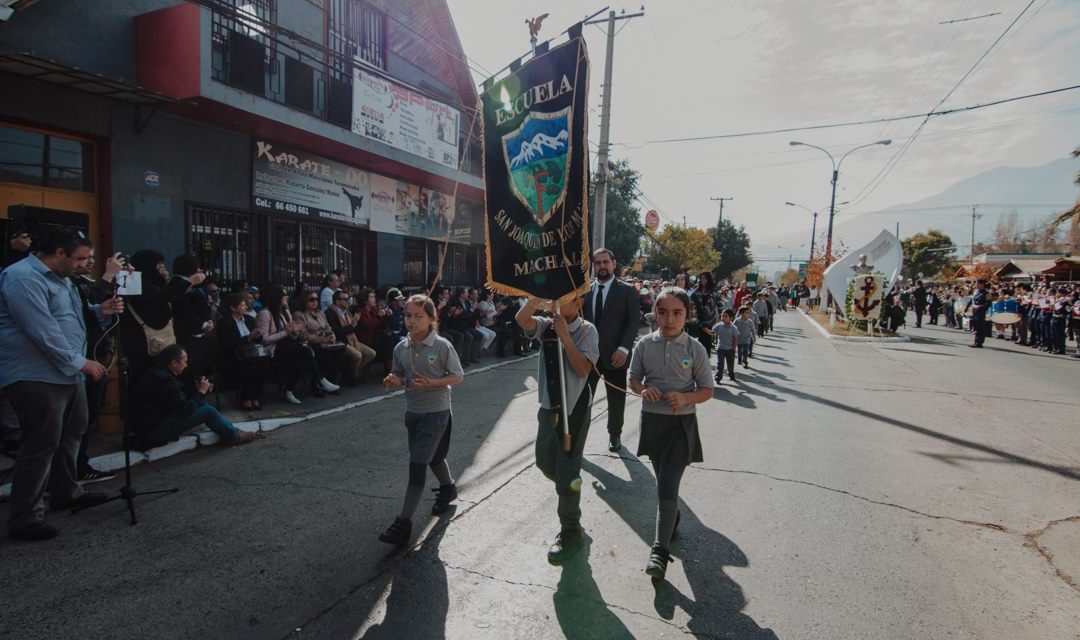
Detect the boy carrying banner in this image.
<box><xmin>516</xmin><ymin>295</ymin><xmax>599</xmax><ymax>564</ymax></box>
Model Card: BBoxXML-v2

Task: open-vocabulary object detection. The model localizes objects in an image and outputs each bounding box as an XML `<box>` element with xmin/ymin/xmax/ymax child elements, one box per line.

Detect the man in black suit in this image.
<box><xmin>582</xmin><ymin>248</ymin><xmax>639</xmax><ymax>452</ymax></box>
<box><xmin>913</xmin><ymin>280</ymin><xmax>928</xmax><ymax>328</ymax></box>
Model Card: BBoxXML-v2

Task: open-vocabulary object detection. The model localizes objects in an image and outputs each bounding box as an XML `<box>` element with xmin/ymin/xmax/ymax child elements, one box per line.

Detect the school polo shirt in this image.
<box><xmin>629</xmin><ymin>330</ymin><xmax>713</xmax><ymax>416</ymax></box>
<box><xmin>525</xmin><ymin>315</ymin><xmax>599</xmax><ymax>410</ymax></box>
<box><xmin>710</xmin><ymin>323</ymin><xmax>739</xmax><ymax>350</ymax></box>
<box><xmin>391</xmin><ymin>330</ymin><xmax>464</xmax><ymax>414</ymax></box>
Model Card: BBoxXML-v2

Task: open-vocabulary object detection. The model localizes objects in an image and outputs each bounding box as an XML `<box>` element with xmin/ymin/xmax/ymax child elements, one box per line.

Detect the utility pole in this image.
<box><xmin>710</xmin><ymin>196</ymin><xmax>733</xmax><ymax>228</ymax></box>
<box><xmin>589</xmin><ymin>8</ymin><xmax>645</xmax><ymax>250</ymax></box>
<box><xmin>970</xmin><ymin>205</ymin><xmax>981</xmax><ymax>265</ymax></box>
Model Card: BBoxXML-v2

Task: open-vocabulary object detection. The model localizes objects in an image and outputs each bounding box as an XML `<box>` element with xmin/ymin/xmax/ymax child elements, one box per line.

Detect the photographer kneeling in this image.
<box><xmin>129</xmin><ymin>344</ymin><xmax>255</xmax><ymax>448</ymax></box>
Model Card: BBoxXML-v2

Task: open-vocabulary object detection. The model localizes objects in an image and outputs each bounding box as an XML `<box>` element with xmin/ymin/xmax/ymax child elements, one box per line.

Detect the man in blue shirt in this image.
<box><xmin>0</xmin><ymin>228</ymin><xmax>123</xmax><ymax>540</ymax></box>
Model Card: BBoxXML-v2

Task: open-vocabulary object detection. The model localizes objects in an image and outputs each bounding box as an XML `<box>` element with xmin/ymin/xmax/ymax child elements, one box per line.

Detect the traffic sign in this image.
<box><xmin>644</xmin><ymin>210</ymin><xmax>660</xmax><ymax>231</ymax></box>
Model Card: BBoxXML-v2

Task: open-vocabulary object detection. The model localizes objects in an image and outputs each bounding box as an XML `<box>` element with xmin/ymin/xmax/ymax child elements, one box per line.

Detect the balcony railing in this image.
<box><xmin>209</xmin><ymin>11</ymin><xmax>480</xmax><ymax>176</ymax></box>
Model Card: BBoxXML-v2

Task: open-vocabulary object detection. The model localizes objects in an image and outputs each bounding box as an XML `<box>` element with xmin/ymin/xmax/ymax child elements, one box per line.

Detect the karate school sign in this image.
<box><xmin>482</xmin><ymin>36</ymin><xmax>591</xmax><ymax>302</ymax></box>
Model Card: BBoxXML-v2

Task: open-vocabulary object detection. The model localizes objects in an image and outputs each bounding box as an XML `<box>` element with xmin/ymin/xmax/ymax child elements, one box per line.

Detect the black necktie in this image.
<box><xmin>595</xmin><ymin>284</ymin><xmax>605</xmax><ymax>324</ymax></box>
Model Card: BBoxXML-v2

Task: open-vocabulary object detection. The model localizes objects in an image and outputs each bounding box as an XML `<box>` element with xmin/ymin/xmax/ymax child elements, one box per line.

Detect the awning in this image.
<box><xmin>0</xmin><ymin>52</ymin><xmax>180</xmax><ymax>106</ymax></box>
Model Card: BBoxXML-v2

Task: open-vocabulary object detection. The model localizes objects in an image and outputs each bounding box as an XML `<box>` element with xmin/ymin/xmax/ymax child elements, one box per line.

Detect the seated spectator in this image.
<box><xmin>325</xmin><ymin>289</ymin><xmax>376</xmax><ymax>384</ymax></box>
<box><xmin>436</xmin><ymin>287</ymin><xmax>469</xmax><ymax>364</ymax></box>
<box><xmin>319</xmin><ymin>272</ymin><xmax>341</xmax><ymax>311</ymax></box>
<box><xmin>353</xmin><ymin>286</ymin><xmax>389</xmax><ymax>350</ymax></box>
<box><xmin>494</xmin><ymin>296</ymin><xmax>527</xmax><ymax>357</ymax></box>
<box><xmin>204</xmin><ymin>279</ymin><xmax>222</xmax><ymax>322</ymax></box>
<box><xmin>217</xmin><ymin>292</ymin><xmax>270</xmax><ymax>410</ymax></box>
<box><xmin>255</xmin><ymin>285</ymin><xmax>340</xmax><ymax>404</ymax></box>
<box><xmin>294</xmin><ymin>291</ymin><xmax>348</xmax><ymax>387</ymax></box>
<box><xmin>378</xmin><ymin>288</ymin><xmax>407</xmax><ymax>373</ymax></box>
<box><xmin>128</xmin><ymin>344</ymin><xmax>255</xmax><ymax>448</ymax></box>
<box><xmin>246</xmin><ymin>286</ymin><xmax>263</xmax><ymax>314</ymax></box>
<box><xmin>474</xmin><ymin>289</ymin><xmax>498</xmax><ymax>352</ymax></box>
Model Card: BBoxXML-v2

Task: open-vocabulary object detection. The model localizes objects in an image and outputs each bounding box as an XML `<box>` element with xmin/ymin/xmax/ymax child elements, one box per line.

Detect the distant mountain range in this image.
<box><xmin>509</xmin><ymin>130</ymin><xmax>568</xmax><ymax>168</ymax></box>
<box><xmin>754</xmin><ymin>156</ymin><xmax>1079</xmax><ymax>261</ymax></box>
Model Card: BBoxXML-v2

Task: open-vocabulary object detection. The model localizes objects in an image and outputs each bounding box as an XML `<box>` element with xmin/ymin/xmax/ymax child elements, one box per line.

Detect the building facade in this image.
<box><xmin>0</xmin><ymin>0</ymin><xmax>485</xmax><ymax>289</ymax></box>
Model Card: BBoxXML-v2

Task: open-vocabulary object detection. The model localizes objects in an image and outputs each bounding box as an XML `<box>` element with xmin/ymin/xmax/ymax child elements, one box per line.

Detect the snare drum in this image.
<box><xmin>989</xmin><ymin>299</ymin><xmax>1021</xmax><ymax>325</ymax></box>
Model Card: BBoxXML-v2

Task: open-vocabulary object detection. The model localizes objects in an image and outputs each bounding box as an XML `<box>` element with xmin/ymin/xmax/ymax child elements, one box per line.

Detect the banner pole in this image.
<box><xmin>556</xmin><ymin>330</ymin><xmax>572</xmax><ymax>452</ymax></box>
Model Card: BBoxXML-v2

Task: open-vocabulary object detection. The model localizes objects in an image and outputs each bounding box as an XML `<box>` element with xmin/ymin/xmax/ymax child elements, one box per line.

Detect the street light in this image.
<box><xmin>789</xmin><ymin>139</ymin><xmax>891</xmax><ymax>269</ymax></box>
<box><xmin>785</xmin><ymin>199</ymin><xmax>849</xmax><ymax>266</ymax></box>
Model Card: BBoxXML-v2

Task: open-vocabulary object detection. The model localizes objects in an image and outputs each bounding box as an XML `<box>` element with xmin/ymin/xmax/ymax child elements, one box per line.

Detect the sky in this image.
<box><xmin>446</xmin><ymin>0</ymin><xmax>1080</xmax><ymax>266</ymax></box>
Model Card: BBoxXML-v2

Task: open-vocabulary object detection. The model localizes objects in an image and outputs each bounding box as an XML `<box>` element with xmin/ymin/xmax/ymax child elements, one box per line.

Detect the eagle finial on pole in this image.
<box><xmin>526</xmin><ymin>13</ymin><xmax>549</xmax><ymax>52</ymax></box>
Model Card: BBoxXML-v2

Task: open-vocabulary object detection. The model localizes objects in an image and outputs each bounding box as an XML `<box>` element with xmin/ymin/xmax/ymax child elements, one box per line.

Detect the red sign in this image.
<box><xmin>645</xmin><ymin>209</ymin><xmax>660</xmax><ymax>231</ymax></box>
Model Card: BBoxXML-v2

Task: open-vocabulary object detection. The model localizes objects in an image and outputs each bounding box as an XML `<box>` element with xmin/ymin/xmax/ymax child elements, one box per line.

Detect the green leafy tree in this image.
<box><xmin>901</xmin><ymin>229</ymin><xmax>958</xmax><ymax>280</ymax></box>
<box><xmin>589</xmin><ymin>158</ymin><xmax>644</xmax><ymax>266</ymax></box>
<box><xmin>709</xmin><ymin>219</ymin><xmax>753</xmax><ymax>279</ymax></box>
<box><xmin>1054</xmin><ymin>145</ymin><xmax>1079</xmax><ymax>226</ymax></box>
<box><xmin>644</xmin><ymin>226</ymin><xmax>721</xmax><ymax>276</ymax></box>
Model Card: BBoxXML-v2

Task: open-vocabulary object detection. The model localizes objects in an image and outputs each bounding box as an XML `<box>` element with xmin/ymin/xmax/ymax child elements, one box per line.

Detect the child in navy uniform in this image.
<box><xmin>379</xmin><ymin>294</ymin><xmax>465</xmax><ymax>545</ymax></box>
<box><xmin>516</xmin><ymin>295</ymin><xmax>599</xmax><ymax>564</ymax></box>
<box><xmin>710</xmin><ymin>309</ymin><xmax>738</xmax><ymax>382</ymax></box>
<box><xmin>629</xmin><ymin>287</ymin><xmax>714</xmax><ymax>580</ymax></box>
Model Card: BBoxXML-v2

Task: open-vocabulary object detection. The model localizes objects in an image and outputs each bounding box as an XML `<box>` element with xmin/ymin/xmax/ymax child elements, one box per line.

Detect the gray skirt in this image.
<box><xmin>636</xmin><ymin>412</ymin><xmax>703</xmax><ymax>464</ymax></box>
<box><xmin>405</xmin><ymin>410</ymin><xmax>452</xmax><ymax>464</ymax></box>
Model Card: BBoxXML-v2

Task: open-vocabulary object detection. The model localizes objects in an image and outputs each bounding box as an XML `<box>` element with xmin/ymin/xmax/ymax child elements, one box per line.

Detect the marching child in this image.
<box><xmin>711</xmin><ymin>309</ymin><xmax>738</xmax><ymax>383</ymax></box>
<box><xmin>734</xmin><ymin>306</ymin><xmax>755</xmax><ymax>368</ymax></box>
<box><xmin>516</xmin><ymin>295</ymin><xmax>599</xmax><ymax>564</ymax></box>
<box><xmin>378</xmin><ymin>294</ymin><xmax>465</xmax><ymax>545</ymax></box>
<box><xmin>747</xmin><ymin>304</ymin><xmax>760</xmax><ymax>359</ymax></box>
<box><xmin>629</xmin><ymin>288</ymin><xmax>714</xmax><ymax>580</ymax></box>
<box><xmin>753</xmin><ymin>292</ymin><xmax>770</xmax><ymax>337</ymax></box>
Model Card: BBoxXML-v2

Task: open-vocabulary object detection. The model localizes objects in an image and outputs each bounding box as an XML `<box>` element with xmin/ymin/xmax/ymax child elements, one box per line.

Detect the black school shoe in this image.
<box><xmin>645</xmin><ymin>543</ymin><xmax>673</xmax><ymax>580</ymax></box>
<box><xmin>547</xmin><ymin>529</ymin><xmax>584</xmax><ymax>565</ymax></box>
<box><xmin>608</xmin><ymin>435</ymin><xmax>621</xmax><ymax>452</ymax></box>
<box><xmin>9</xmin><ymin>521</ymin><xmax>59</xmax><ymax>541</ymax></box>
<box><xmin>431</xmin><ymin>483</ymin><xmax>458</xmax><ymax>515</ymax></box>
<box><xmin>378</xmin><ymin>517</ymin><xmax>412</xmax><ymax>545</ymax></box>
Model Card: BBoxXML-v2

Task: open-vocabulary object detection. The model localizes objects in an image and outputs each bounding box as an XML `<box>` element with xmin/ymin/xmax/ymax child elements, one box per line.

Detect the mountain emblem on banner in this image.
<box><xmin>501</xmin><ymin>108</ymin><xmax>571</xmax><ymax>226</ymax></box>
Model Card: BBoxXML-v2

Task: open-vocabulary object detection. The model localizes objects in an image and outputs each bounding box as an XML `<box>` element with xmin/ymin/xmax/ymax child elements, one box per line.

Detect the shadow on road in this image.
<box><xmin>553</xmin><ymin>536</ymin><xmax>637</xmax><ymax>640</ymax></box>
<box><xmin>713</xmin><ymin>386</ymin><xmax>756</xmax><ymax>409</ymax></box>
<box><xmin>582</xmin><ymin>457</ymin><xmax>778</xmax><ymax>639</ymax></box>
<box><xmin>358</xmin><ymin>514</ymin><xmax>453</xmax><ymax>640</ymax></box>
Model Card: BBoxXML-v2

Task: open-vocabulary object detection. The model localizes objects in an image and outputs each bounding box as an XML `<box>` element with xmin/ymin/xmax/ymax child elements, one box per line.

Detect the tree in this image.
<box><xmin>589</xmin><ymin>158</ymin><xmax>644</xmax><ymax>266</ymax></box>
<box><xmin>644</xmin><ymin>226</ymin><xmax>721</xmax><ymax>276</ymax></box>
<box><xmin>901</xmin><ymin>229</ymin><xmax>957</xmax><ymax>280</ymax></box>
<box><xmin>779</xmin><ymin>268</ymin><xmax>800</xmax><ymax>285</ymax></box>
<box><xmin>1054</xmin><ymin>145</ymin><xmax>1079</xmax><ymax>227</ymax></box>
<box><xmin>709</xmin><ymin>219</ymin><xmax>752</xmax><ymax>279</ymax></box>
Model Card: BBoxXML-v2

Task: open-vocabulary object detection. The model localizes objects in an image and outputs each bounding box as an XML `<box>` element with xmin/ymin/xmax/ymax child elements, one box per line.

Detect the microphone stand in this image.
<box><xmin>73</xmin><ymin>344</ymin><xmax>179</xmax><ymax>525</ymax></box>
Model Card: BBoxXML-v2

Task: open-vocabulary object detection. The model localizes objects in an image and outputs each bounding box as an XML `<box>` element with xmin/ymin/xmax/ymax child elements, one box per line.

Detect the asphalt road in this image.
<box><xmin>2</xmin><ymin>310</ymin><xmax>1078</xmax><ymax>639</ymax></box>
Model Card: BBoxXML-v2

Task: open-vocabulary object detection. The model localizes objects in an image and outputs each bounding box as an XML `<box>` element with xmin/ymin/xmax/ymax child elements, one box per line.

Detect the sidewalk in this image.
<box><xmin>0</xmin><ymin>352</ymin><xmax>536</xmax><ymax>498</ymax></box>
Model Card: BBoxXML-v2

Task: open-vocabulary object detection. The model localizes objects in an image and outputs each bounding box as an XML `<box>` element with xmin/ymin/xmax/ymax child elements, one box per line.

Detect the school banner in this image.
<box><xmin>481</xmin><ymin>36</ymin><xmax>590</xmax><ymax>302</ymax></box>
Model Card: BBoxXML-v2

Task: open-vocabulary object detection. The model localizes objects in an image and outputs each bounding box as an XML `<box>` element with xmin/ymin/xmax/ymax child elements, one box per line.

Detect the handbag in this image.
<box><xmin>236</xmin><ymin>343</ymin><xmax>271</xmax><ymax>361</ymax></box>
<box><xmin>128</xmin><ymin>305</ymin><xmax>176</xmax><ymax>356</ymax></box>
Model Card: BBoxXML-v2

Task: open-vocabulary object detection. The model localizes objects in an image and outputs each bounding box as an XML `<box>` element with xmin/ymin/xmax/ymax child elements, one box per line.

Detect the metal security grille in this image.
<box><xmin>328</xmin><ymin>0</ymin><xmax>386</xmax><ymax>80</ymax></box>
<box><xmin>186</xmin><ymin>203</ymin><xmax>266</xmax><ymax>288</ymax></box>
<box><xmin>211</xmin><ymin>0</ymin><xmax>275</xmax><ymax>85</ymax></box>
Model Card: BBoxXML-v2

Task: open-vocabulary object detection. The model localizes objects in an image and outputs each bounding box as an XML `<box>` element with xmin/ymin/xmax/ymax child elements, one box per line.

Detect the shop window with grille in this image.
<box><xmin>187</xmin><ymin>204</ymin><xmax>263</xmax><ymax>288</ymax></box>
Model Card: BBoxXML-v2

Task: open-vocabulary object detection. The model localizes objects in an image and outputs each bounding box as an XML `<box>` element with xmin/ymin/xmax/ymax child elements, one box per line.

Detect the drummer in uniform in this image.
<box><xmin>1016</xmin><ymin>285</ymin><xmax>1031</xmax><ymax>345</ymax></box>
<box><xmin>969</xmin><ymin>280</ymin><xmax>989</xmax><ymax>348</ymax></box>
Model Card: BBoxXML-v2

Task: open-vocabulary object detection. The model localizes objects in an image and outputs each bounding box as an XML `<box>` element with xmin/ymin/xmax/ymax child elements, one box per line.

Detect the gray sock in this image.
<box><xmin>400</xmin><ymin>483</ymin><xmax>424</xmax><ymax>521</ymax></box>
<box><xmin>655</xmin><ymin>498</ymin><xmax>679</xmax><ymax>549</ymax></box>
<box><xmin>430</xmin><ymin>460</ymin><xmax>454</xmax><ymax>486</ymax></box>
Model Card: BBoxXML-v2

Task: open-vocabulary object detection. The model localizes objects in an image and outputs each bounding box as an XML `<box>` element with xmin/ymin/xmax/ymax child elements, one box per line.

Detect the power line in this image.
<box><xmin>940</xmin><ymin>11</ymin><xmax>1001</xmax><ymax>24</ymax></box>
<box><xmin>610</xmin><ymin>82</ymin><xmax>1080</xmax><ymax>146</ymax></box>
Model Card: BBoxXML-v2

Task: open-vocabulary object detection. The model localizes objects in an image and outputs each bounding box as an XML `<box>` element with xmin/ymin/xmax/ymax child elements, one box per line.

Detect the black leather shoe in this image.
<box><xmin>547</xmin><ymin>530</ymin><xmax>584</xmax><ymax>565</ymax></box>
<box><xmin>645</xmin><ymin>543</ymin><xmax>673</xmax><ymax>579</ymax></box>
<box><xmin>431</xmin><ymin>483</ymin><xmax>458</xmax><ymax>515</ymax></box>
<box><xmin>608</xmin><ymin>436</ymin><xmax>621</xmax><ymax>452</ymax></box>
<box><xmin>9</xmin><ymin>521</ymin><xmax>59</xmax><ymax>541</ymax></box>
<box><xmin>378</xmin><ymin>517</ymin><xmax>412</xmax><ymax>545</ymax></box>
<box><xmin>51</xmin><ymin>492</ymin><xmax>109</xmax><ymax>512</ymax></box>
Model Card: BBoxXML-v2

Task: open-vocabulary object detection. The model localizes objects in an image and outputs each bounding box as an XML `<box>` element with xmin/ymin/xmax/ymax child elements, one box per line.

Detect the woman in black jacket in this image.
<box><xmin>119</xmin><ymin>250</ymin><xmax>193</xmax><ymax>383</ymax></box>
<box><xmin>218</xmin><ymin>292</ymin><xmax>269</xmax><ymax>410</ymax></box>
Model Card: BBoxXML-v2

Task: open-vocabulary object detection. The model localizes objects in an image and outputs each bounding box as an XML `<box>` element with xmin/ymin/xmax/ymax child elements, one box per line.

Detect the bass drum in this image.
<box><xmin>989</xmin><ymin>299</ymin><xmax>1021</xmax><ymax>325</ymax></box>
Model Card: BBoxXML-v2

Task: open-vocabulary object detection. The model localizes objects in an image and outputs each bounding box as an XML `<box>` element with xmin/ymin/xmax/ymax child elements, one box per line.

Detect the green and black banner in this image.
<box><xmin>482</xmin><ymin>36</ymin><xmax>591</xmax><ymax>302</ymax></box>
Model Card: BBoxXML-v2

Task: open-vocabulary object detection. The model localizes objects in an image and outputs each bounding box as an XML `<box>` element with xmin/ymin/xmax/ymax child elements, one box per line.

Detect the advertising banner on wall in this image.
<box><xmin>352</xmin><ymin>69</ymin><xmax>461</xmax><ymax>169</ymax></box>
<box><xmin>252</xmin><ymin>141</ymin><xmax>370</xmax><ymax>225</ymax></box>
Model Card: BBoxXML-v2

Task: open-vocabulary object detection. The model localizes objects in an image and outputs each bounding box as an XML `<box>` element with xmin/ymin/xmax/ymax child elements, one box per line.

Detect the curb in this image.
<box><xmin>797</xmin><ymin>307</ymin><xmax>911</xmax><ymax>343</ymax></box>
<box><xmin>0</xmin><ymin>353</ymin><xmax>537</xmax><ymax>499</ymax></box>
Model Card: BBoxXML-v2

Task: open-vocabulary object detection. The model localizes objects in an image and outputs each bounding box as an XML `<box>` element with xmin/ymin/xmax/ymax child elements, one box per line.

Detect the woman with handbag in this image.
<box><xmin>293</xmin><ymin>292</ymin><xmax>348</xmax><ymax>391</ymax></box>
<box><xmin>119</xmin><ymin>249</ymin><xmax>193</xmax><ymax>383</ymax></box>
<box><xmin>254</xmin><ymin>286</ymin><xmax>339</xmax><ymax>405</ymax></box>
<box><xmin>218</xmin><ymin>292</ymin><xmax>269</xmax><ymax>410</ymax></box>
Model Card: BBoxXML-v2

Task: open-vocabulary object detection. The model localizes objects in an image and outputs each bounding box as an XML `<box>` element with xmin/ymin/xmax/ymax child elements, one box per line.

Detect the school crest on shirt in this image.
<box><xmin>680</xmin><ymin>355</ymin><xmax>693</xmax><ymax>369</ymax></box>
<box><xmin>426</xmin><ymin>352</ymin><xmax>438</xmax><ymax>365</ymax></box>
